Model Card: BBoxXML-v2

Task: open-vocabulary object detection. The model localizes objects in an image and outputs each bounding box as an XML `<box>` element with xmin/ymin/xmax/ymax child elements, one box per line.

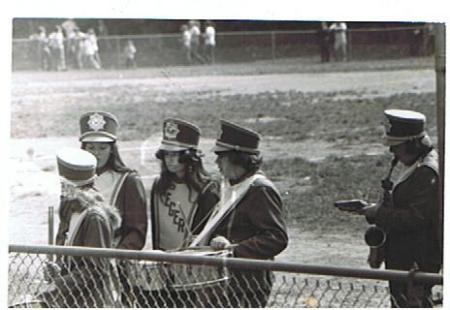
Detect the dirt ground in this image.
<box><xmin>9</xmin><ymin>58</ymin><xmax>437</xmax><ymax>272</ymax></box>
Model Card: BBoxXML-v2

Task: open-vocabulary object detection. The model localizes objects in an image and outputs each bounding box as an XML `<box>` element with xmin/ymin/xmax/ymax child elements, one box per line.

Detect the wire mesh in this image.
<box><xmin>8</xmin><ymin>250</ymin><xmax>442</xmax><ymax>308</ymax></box>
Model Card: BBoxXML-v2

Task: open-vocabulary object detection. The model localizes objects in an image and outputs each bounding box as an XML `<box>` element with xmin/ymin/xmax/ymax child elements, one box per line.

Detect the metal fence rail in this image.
<box><xmin>12</xmin><ymin>26</ymin><xmax>434</xmax><ymax>71</ymax></box>
<box><xmin>8</xmin><ymin>244</ymin><xmax>443</xmax><ymax>308</ymax></box>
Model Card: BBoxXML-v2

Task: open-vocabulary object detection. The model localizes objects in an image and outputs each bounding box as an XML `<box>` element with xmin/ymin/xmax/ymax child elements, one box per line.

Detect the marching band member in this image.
<box><xmin>357</xmin><ymin>109</ymin><xmax>442</xmax><ymax>307</ymax></box>
<box><xmin>143</xmin><ymin>118</ymin><xmax>219</xmax><ymax>307</ymax></box>
<box><xmin>43</xmin><ymin>148</ymin><xmax>120</xmax><ymax>307</ymax></box>
<box><xmin>192</xmin><ymin>120</ymin><xmax>288</xmax><ymax>307</ymax></box>
<box><xmin>78</xmin><ymin>111</ymin><xmax>147</xmax><ymax>306</ymax></box>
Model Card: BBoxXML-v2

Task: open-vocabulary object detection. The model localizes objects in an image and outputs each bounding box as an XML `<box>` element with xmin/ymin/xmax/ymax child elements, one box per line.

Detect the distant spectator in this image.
<box><xmin>203</xmin><ymin>20</ymin><xmax>216</xmax><ymax>64</ymax></box>
<box><xmin>82</xmin><ymin>34</ymin><xmax>101</xmax><ymax>70</ymax></box>
<box><xmin>318</xmin><ymin>22</ymin><xmax>332</xmax><ymax>63</ymax></box>
<box><xmin>61</xmin><ymin>19</ymin><xmax>78</xmax><ymax>68</ymax></box>
<box><xmin>73</xmin><ymin>28</ymin><xmax>86</xmax><ymax>69</ymax></box>
<box><xmin>410</xmin><ymin>24</ymin><xmax>435</xmax><ymax>57</ymax></box>
<box><xmin>423</xmin><ymin>23</ymin><xmax>435</xmax><ymax>56</ymax></box>
<box><xmin>61</xmin><ymin>18</ymin><xmax>78</xmax><ymax>37</ymax></box>
<box><xmin>48</xmin><ymin>25</ymin><xmax>67</xmax><ymax>70</ymax></box>
<box><xmin>329</xmin><ymin>22</ymin><xmax>348</xmax><ymax>61</ymax></box>
<box><xmin>97</xmin><ymin>19</ymin><xmax>109</xmax><ymax>37</ymax></box>
<box><xmin>124</xmin><ymin>39</ymin><xmax>137</xmax><ymax>68</ymax></box>
<box><xmin>188</xmin><ymin>20</ymin><xmax>205</xmax><ymax>64</ymax></box>
<box><xmin>30</xmin><ymin>26</ymin><xmax>51</xmax><ymax>70</ymax></box>
<box><xmin>87</xmin><ymin>28</ymin><xmax>102</xmax><ymax>68</ymax></box>
<box><xmin>180</xmin><ymin>24</ymin><xmax>191</xmax><ymax>64</ymax></box>
<box><xmin>28</xmin><ymin>30</ymin><xmax>40</xmax><ymax>68</ymax></box>
<box><xmin>410</xmin><ymin>27</ymin><xmax>424</xmax><ymax>57</ymax></box>
<box><xmin>97</xmin><ymin>20</ymin><xmax>111</xmax><ymax>50</ymax></box>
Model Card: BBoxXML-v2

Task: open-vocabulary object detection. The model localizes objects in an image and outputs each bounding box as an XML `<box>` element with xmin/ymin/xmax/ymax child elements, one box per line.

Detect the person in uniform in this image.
<box><xmin>78</xmin><ymin>111</ymin><xmax>148</xmax><ymax>306</ymax></box>
<box><xmin>192</xmin><ymin>120</ymin><xmax>288</xmax><ymax>307</ymax></box>
<box><xmin>151</xmin><ymin>118</ymin><xmax>219</xmax><ymax>251</ymax></box>
<box><xmin>41</xmin><ymin>148</ymin><xmax>121</xmax><ymax>307</ymax></box>
<box><xmin>139</xmin><ymin>118</ymin><xmax>219</xmax><ymax>307</ymax></box>
<box><xmin>357</xmin><ymin>109</ymin><xmax>442</xmax><ymax>307</ymax></box>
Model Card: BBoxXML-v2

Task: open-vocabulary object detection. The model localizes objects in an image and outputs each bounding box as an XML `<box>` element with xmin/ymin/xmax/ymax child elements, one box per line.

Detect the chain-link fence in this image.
<box><xmin>12</xmin><ymin>26</ymin><xmax>435</xmax><ymax>71</ymax></box>
<box><xmin>8</xmin><ymin>244</ymin><xmax>442</xmax><ymax>308</ymax></box>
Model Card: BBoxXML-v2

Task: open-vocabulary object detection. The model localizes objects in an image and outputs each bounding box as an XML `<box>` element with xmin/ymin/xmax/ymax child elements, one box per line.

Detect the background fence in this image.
<box><xmin>12</xmin><ymin>26</ymin><xmax>435</xmax><ymax>71</ymax></box>
<box><xmin>8</xmin><ymin>244</ymin><xmax>443</xmax><ymax>308</ymax></box>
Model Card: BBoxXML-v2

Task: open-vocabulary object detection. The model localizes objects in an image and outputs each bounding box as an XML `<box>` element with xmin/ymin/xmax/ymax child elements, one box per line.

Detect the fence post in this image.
<box><xmin>116</xmin><ymin>37</ymin><xmax>121</xmax><ymax>69</ymax></box>
<box><xmin>434</xmin><ymin>23</ymin><xmax>445</xmax><ymax>254</ymax></box>
<box><xmin>347</xmin><ymin>30</ymin><xmax>352</xmax><ymax>61</ymax></box>
<box><xmin>48</xmin><ymin>206</ymin><xmax>54</xmax><ymax>261</ymax></box>
<box><xmin>271</xmin><ymin>31</ymin><xmax>276</xmax><ymax>60</ymax></box>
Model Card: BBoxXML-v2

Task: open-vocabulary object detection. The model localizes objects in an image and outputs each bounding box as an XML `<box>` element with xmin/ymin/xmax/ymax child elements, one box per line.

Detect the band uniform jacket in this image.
<box><xmin>372</xmin><ymin>149</ymin><xmax>442</xmax><ymax>272</ymax></box>
<box><xmin>113</xmin><ymin>171</ymin><xmax>148</xmax><ymax>250</ymax></box>
<box><xmin>209</xmin><ymin>172</ymin><xmax>288</xmax><ymax>304</ymax></box>
<box><xmin>44</xmin><ymin>198</ymin><xmax>119</xmax><ymax>307</ymax></box>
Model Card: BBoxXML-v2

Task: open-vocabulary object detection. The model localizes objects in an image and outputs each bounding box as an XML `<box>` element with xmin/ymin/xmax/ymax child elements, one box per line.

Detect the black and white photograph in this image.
<box><xmin>5</xmin><ymin>1</ymin><xmax>447</xmax><ymax>308</ymax></box>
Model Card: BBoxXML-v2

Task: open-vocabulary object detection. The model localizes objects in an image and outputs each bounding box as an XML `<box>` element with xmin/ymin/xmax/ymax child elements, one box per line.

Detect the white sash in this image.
<box><xmin>393</xmin><ymin>150</ymin><xmax>438</xmax><ymax>190</ymax></box>
<box><xmin>110</xmin><ymin>171</ymin><xmax>130</xmax><ymax>206</ymax></box>
<box><xmin>189</xmin><ymin>173</ymin><xmax>265</xmax><ymax>247</ymax></box>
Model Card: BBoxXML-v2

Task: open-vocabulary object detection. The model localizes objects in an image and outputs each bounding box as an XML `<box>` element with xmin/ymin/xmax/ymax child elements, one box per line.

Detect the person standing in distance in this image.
<box><xmin>203</xmin><ymin>20</ymin><xmax>216</xmax><ymax>64</ymax></box>
<box><xmin>357</xmin><ymin>109</ymin><xmax>442</xmax><ymax>308</ymax></box>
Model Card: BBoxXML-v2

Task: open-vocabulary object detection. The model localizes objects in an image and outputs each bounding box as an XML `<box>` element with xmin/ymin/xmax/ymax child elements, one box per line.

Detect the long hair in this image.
<box><xmin>403</xmin><ymin>136</ymin><xmax>433</xmax><ymax>160</ymax></box>
<box><xmin>222</xmin><ymin>150</ymin><xmax>263</xmax><ymax>175</ymax></box>
<box><xmin>154</xmin><ymin>148</ymin><xmax>212</xmax><ymax>202</ymax></box>
<box><xmin>81</xmin><ymin>142</ymin><xmax>133</xmax><ymax>174</ymax></box>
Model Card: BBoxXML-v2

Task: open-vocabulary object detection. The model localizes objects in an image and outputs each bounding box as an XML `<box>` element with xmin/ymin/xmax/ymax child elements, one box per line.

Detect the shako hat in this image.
<box><xmin>158</xmin><ymin>118</ymin><xmax>201</xmax><ymax>152</ymax></box>
<box><xmin>79</xmin><ymin>111</ymin><xmax>119</xmax><ymax>143</ymax></box>
<box><xmin>57</xmin><ymin>147</ymin><xmax>97</xmax><ymax>187</ymax></box>
<box><xmin>213</xmin><ymin>120</ymin><xmax>260</xmax><ymax>154</ymax></box>
<box><xmin>383</xmin><ymin>109</ymin><xmax>427</xmax><ymax>146</ymax></box>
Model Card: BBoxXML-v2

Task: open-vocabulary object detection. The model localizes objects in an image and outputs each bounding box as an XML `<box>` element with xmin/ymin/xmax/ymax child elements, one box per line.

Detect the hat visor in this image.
<box><xmin>80</xmin><ymin>134</ymin><xmax>115</xmax><ymax>143</ymax></box>
<box><xmin>383</xmin><ymin>137</ymin><xmax>406</xmax><ymax>147</ymax></box>
<box><xmin>158</xmin><ymin>142</ymin><xmax>191</xmax><ymax>152</ymax></box>
<box><xmin>383</xmin><ymin>133</ymin><xmax>428</xmax><ymax>147</ymax></box>
<box><xmin>211</xmin><ymin>144</ymin><xmax>232</xmax><ymax>153</ymax></box>
<box><xmin>60</xmin><ymin>175</ymin><xmax>97</xmax><ymax>187</ymax></box>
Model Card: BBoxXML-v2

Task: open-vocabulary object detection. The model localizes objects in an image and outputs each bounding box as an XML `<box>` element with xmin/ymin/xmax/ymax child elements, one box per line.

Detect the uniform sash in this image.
<box><xmin>189</xmin><ymin>173</ymin><xmax>265</xmax><ymax>247</ymax></box>
<box><xmin>393</xmin><ymin>150</ymin><xmax>439</xmax><ymax>190</ymax></box>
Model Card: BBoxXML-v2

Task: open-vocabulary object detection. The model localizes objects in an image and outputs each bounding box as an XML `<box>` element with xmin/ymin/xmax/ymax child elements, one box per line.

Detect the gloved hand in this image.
<box><xmin>210</xmin><ymin>235</ymin><xmax>231</xmax><ymax>250</ymax></box>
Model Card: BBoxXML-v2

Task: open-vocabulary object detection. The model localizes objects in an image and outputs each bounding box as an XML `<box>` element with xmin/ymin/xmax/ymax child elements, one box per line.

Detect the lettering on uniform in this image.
<box><xmin>162</xmin><ymin>188</ymin><xmax>186</xmax><ymax>233</ymax></box>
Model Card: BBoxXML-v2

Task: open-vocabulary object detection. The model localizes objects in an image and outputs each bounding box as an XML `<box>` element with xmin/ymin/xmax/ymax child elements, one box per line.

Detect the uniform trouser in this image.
<box><xmin>50</xmin><ymin>47</ymin><xmax>66</xmax><ymax>70</ymax></box>
<box><xmin>204</xmin><ymin>44</ymin><xmax>215</xmax><ymax>63</ymax></box>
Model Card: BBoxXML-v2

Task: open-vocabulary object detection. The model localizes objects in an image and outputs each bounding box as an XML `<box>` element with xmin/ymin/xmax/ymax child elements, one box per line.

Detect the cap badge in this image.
<box><xmin>164</xmin><ymin>121</ymin><xmax>180</xmax><ymax>140</ymax></box>
<box><xmin>87</xmin><ymin>113</ymin><xmax>106</xmax><ymax>131</ymax></box>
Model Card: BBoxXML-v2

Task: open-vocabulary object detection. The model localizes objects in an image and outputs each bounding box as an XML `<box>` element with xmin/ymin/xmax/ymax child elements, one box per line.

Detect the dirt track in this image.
<box><xmin>9</xmin><ymin>62</ymin><xmax>436</xmax><ymax>270</ymax></box>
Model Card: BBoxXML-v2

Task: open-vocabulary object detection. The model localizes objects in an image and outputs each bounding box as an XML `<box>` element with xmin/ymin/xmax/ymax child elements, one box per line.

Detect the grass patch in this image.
<box><xmin>264</xmin><ymin>153</ymin><xmax>392</xmax><ymax>233</ymax></box>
